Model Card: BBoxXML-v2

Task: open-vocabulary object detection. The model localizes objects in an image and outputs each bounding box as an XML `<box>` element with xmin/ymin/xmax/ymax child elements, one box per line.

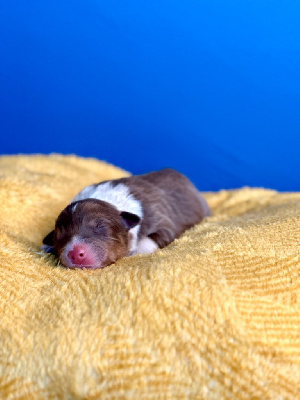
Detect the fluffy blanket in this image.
<box><xmin>0</xmin><ymin>154</ymin><xmax>299</xmax><ymax>399</ymax></box>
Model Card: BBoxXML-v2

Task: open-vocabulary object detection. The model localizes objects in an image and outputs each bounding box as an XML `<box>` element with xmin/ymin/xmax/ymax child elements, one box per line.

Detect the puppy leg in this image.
<box><xmin>135</xmin><ymin>237</ymin><xmax>158</xmax><ymax>254</ymax></box>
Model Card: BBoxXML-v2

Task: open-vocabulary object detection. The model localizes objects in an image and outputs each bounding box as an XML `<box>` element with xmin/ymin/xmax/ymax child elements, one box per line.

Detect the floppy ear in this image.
<box><xmin>41</xmin><ymin>230</ymin><xmax>55</xmax><ymax>254</ymax></box>
<box><xmin>43</xmin><ymin>230</ymin><xmax>54</xmax><ymax>245</ymax></box>
<box><xmin>120</xmin><ymin>212</ymin><xmax>141</xmax><ymax>231</ymax></box>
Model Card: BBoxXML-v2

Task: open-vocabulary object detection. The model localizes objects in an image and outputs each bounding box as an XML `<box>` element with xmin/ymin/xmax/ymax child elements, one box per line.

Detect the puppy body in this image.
<box><xmin>42</xmin><ymin>169</ymin><xmax>210</xmax><ymax>269</ymax></box>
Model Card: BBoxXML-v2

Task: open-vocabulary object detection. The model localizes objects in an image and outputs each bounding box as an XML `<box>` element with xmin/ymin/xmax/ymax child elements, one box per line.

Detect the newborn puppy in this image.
<box><xmin>42</xmin><ymin>168</ymin><xmax>210</xmax><ymax>269</ymax></box>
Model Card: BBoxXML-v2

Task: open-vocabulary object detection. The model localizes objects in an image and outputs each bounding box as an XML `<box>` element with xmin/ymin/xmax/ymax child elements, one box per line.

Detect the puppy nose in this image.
<box><xmin>67</xmin><ymin>244</ymin><xmax>91</xmax><ymax>266</ymax></box>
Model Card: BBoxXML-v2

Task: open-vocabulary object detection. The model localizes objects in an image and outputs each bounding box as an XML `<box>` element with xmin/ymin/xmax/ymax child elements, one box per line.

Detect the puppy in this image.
<box><xmin>42</xmin><ymin>168</ymin><xmax>210</xmax><ymax>269</ymax></box>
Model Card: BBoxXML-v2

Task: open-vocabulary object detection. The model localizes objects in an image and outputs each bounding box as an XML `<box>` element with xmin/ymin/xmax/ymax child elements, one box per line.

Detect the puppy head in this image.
<box><xmin>42</xmin><ymin>199</ymin><xmax>140</xmax><ymax>269</ymax></box>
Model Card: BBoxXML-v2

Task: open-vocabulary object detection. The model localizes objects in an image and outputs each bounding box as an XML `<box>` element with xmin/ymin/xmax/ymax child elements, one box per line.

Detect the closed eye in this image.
<box><xmin>91</xmin><ymin>220</ymin><xmax>107</xmax><ymax>235</ymax></box>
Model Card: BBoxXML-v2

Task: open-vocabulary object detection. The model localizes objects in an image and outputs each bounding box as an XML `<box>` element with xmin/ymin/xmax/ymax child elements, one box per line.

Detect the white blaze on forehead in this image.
<box><xmin>72</xmin><ymin>182</ymin><xmax>143</xmax><ymax>254</ymax></box>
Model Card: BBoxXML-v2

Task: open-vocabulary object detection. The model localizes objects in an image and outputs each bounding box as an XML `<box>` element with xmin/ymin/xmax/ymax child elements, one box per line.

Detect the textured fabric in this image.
<box><xmin>0</xmin><ymin>154</ymin><xmax>299</xmax><ymax>399</ymax></box>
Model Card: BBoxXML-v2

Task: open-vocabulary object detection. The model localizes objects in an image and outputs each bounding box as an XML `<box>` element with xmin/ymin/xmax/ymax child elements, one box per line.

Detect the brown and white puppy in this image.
<box><xmin>42</xmin><ymin>169</ymin><xmax>210</xmax><ymax>269</ymax></box>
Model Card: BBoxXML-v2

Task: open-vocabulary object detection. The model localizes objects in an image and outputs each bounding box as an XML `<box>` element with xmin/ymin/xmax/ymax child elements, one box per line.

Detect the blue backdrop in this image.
<box><xmin>0</xmin><ymin>1</ymin><xmax>299</xmax><ymax>191</ymax></box>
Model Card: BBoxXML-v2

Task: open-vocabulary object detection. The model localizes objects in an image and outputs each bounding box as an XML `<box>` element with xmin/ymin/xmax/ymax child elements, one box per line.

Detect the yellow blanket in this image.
<box><xmin>0</xmin><ymin>154</ymin><xmax>299</xmax><ymax>399</ymax></box>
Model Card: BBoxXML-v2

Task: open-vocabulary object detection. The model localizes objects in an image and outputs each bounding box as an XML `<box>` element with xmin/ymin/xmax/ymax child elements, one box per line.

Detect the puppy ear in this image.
<box><xmin>41</xmin><ymin>230</ymin><xmax>55</xmax><ymax>254</ymax></box>
<box><xmin>120</xmin><ymin>212</ymin><xmax>141</xmax><ymax>231</ymax></box>
<box><xmin>43</xmin><ymin>230</ymin><xmax>54</xmax><ymax>245</ymax></box>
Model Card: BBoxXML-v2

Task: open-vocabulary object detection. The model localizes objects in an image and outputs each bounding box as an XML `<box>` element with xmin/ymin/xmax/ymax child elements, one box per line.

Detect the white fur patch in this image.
<box><xmin>135</xmin><ymin>237</ymin><xmax>158</xmax><ymax>255</ymax></box>
<box><xmin>72</xmin><ymin>182</ymin><xmax>143</xmax><ymax>217</ymax></box>
<box><xmin>72</xmin><ymin>182</ymin><xmax>143</xmax><ymax>254</ymax></box>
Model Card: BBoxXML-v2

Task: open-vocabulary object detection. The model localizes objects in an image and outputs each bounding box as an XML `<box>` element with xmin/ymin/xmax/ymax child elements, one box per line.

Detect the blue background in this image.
<box><xmin>0</xmin><ymin>1</ymin><xmax>299</xmax><ymax>191</ymax></box>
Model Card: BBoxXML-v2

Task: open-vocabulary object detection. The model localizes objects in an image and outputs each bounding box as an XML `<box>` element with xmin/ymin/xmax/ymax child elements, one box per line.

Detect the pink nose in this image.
<box><xmin>67</xmin><ymin>244</ymin><xmax>95</xmax><ymax>266</ymax></box>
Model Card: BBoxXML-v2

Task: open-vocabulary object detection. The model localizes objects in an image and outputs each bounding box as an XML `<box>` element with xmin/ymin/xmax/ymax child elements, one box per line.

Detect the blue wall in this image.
<box><xmin>0</xmin><ymin>1</ymin><xmax>299</xmax><ymax>191</ymax></box>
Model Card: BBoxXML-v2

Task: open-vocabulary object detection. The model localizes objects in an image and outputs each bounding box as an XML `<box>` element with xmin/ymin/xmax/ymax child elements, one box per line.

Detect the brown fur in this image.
<box><xmin>54</xmin><ymin>200</ymin><xmax>130</xmax><ymax>268</ymax></box>
<box><xmin>43</xmin><ymin>168</ymin><xmax>210</xmax><ymax>268</ymax></box>
<box><xmin>110</xmin><ymin>169</ymin><xmax>210</xmax><ymax>248</ymax></box>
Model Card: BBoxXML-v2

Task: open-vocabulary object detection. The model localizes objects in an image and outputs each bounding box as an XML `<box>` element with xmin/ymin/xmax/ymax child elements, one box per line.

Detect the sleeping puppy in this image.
<box><xmin>42</xmin><ymin>168</ymin><xmax>210</xmax><ymax>269</ymax></box>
